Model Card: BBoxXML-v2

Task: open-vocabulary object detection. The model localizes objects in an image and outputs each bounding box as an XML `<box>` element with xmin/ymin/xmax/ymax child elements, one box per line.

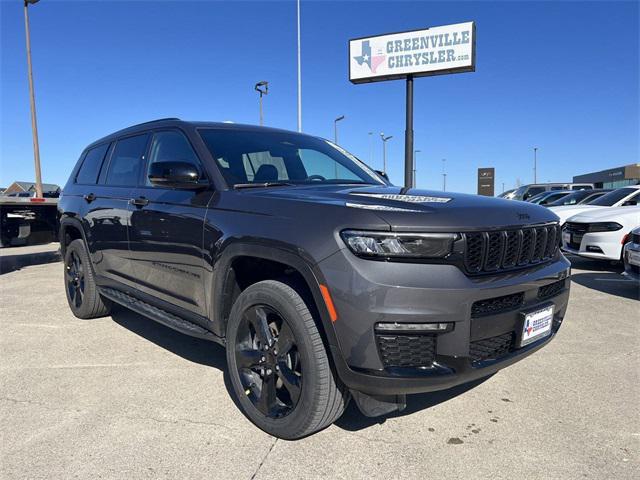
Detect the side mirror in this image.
<box><xmin>374</xmin><ymin>170</ymin><xmax>390</xmax><ymax>182</ymax></box>
<box><xmin>148</xmin><ymin>161</ymin><xmax>205</xmax><ymax>189</ymax></box>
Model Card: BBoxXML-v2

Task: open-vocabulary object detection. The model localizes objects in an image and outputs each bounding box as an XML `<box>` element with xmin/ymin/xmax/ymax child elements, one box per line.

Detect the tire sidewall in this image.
<box><xmin>226</xmin><ymin>281</ymin><xmax>325</xmax><ymax>439</ymax></box>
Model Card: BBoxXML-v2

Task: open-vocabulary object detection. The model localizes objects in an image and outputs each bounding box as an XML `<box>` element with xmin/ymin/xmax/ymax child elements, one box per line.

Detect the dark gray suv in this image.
<box><xmin>58</xmin><ymin>118</ymin><xmax>571</xmax><ymax>439</ymax></box>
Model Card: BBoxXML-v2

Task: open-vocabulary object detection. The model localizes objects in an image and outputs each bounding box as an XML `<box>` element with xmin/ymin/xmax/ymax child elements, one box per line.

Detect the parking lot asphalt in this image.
<box><xmin>1</xmin><ymin>243</ymin><xmax>638</xmax><ymax>480</ymax></box>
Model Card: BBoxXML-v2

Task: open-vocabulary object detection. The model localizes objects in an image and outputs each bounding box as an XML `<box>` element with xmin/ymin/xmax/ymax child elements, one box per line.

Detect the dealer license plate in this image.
<box><xmin>629</xmin><ymin>250</ymin><xmax>640</xmax><ymax>267</ymax></box>
<box><xmin>520</xmin><ymin>305</ymin><xmax>554</xmax><ymax>347</ymax></box>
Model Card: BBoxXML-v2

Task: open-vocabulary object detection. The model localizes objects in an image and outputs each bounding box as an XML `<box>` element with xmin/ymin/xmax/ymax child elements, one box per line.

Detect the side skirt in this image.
<box><xmin>100</xmin><ymin>287</ymin><xmax>225</xmax><ymax>345</ymax></box>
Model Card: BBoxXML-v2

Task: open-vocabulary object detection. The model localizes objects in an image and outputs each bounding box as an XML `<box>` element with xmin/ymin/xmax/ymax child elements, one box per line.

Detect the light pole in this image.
<box><xmin>368</xmin><ymin>132</ymin><xmax>373</xmax><ymax>165</ymax></box>
<box><xmin>413</xmin><ymin>150</ymin><xmax>421</xmax><ymax>188</ymax></box>
<box><xmin>380</xmin><ymin>133</ymin><xmax>393</xmax><ymax>173</ymax></box>
<box><xmin>255</xmin><ymin>81</ymin><xmax>269</xmax><ymax>126</ymax></box>
<box><xmin>334</xmin><ymin>115</ymin><xmax>345</xmax><ymax>144</ymax></box>
<box><xmin>23</xmin><ymin>0</ymin><xmax>43</xmax><ymax>199</ymax></box>
<box><xmin>533</xmin><ymin>147</ymin><xmax>538</xmax><ymax>183</ymax></box>
<box><xmin>296</xmin><ymin>0</ymin><xmax>302</xmax><ymax>132</ymax></box>
<box><xmin>441</xmin><ymin>158</ymin><xmax>447</xmax><ymax>191</ymax></box>
<box><xmin>502</xmin><ymin>182</ymin><xmax>505</xmax><ymax>193</ymax></box>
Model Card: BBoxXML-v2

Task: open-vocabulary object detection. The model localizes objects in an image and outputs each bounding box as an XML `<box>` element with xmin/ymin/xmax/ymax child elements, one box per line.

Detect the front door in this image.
<box><xmin>127</xmin><ymin>129</ymin><xmax>213</xmax><ymax>317</ymax></box>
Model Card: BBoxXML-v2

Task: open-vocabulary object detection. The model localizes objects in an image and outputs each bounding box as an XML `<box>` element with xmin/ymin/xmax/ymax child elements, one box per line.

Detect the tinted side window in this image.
<box><xmin>523</xmin><ymin>187</ymin><xmax>545</xmax><ymax>200</ymax></box>
<box><xmin>105</xmin><ymin>134</ymin><xmax>149</xmax><ymax>187</ymax></box>
<box><xmin>76</xmin><ymin>143</ymin><xmax>110</xmax><ymax>184</ymax></box>
<box><xmin>146</xmin><ymin>131</ymin><xmax>202</xmax><ymax>185</ymax></box>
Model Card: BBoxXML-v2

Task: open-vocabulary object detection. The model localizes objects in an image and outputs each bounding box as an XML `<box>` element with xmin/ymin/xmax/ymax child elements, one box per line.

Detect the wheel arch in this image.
<box><xmin>211</xmin><ymin>243</ymin><xmax>340</xmax><ymax>353</ymax></box>
<box><xmin>59</xmin><ymin>216</ymin><xmax>87</xmax><ymax>256</ymax></box>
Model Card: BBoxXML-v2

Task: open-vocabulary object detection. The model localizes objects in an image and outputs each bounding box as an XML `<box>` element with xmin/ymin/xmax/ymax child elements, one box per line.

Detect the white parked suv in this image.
<box><xmin>550</xmin><ymin>185</ymin><xmax>640</xmax><ymax>226</ymax></box>
<box><xmin>562</xmin><ymin>206</ymin><xmax>640</xmax><ymax>261</ymax></box>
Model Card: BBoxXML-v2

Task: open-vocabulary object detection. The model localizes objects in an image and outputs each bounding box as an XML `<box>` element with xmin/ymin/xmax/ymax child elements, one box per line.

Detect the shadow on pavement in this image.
<box><xmin>570</xmin><ymin>272</ymin><xmax>639</xmax><ymax>300</ymax></box>
<box><xmin>110</xmin><ymin>306</ymin><xmax>495</xmax><ymax>434</ymax></box>
<box><xmin>0</xmin><ymin>247</ymin><xmax>61</xmax><ymax>275</ymax></box>
<box><xmin>110</xmin><ymin>307</ymin><xmax>227</xmax><ymax>370</ymax></box>
<box><xmin>335</xmin><ymin>376</ymin><xmax>491</xmax><ymax>432</ymax></box>
<box><xmin>565</xmin><ymin>254</ymin><xmax>623</xmax><ymax>273</ymax></box>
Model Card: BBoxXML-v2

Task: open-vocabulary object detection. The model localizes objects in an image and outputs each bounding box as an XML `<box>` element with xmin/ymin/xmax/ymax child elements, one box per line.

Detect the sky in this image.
<box><xmin>1</xmin><ymin>0</ymin><xmax>638</xmax><ymax>193</ymax></box>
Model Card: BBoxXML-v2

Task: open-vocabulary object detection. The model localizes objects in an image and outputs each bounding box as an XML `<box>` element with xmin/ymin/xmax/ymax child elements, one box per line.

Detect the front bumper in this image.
<box><xmin>562</xmin><ymin>231</ymin><xmax>624</xmax><ymax>261</ymax></box>
<box><xmin>318</xmin><ymin>249</ymin><xmax>571</xmax><ymax>395</ymax></box>
<box><xmin>623</xmin><ymin>242</ymin><xmax>640</xmax><ymax>281</ymax></box>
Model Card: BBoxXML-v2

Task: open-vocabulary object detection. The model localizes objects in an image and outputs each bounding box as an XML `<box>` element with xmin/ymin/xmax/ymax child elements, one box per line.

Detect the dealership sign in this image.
<box><xmin>349</xmin><ymin>22</ymin><xmax>476</xmax><ymax>84</ymax></box>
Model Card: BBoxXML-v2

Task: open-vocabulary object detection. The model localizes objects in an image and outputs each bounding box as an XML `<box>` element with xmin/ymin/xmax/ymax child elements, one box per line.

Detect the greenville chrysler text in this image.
<box><xmin>58</xmin><ymin>119</ymin><xmax>571</xmax><ymax>439</ymax></box>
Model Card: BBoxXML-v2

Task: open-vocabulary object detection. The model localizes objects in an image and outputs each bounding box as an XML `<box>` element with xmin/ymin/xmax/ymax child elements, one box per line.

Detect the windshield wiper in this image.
<box><xmin>233</xmin><ymin>182</ymin><xmax>294</xmax><ymax>190</ymax></box>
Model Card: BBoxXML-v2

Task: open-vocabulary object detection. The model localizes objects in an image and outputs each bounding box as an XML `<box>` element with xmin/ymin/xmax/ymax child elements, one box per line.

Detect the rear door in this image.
<box><xmin>82</xmin><ymin>133</ymin><xmax>150</xmax><ymax>287</ymax></box>
<box><xmin>127</xmin><ymin>129</ymin><xmax>212</xmax><ymax>316</ymax></box>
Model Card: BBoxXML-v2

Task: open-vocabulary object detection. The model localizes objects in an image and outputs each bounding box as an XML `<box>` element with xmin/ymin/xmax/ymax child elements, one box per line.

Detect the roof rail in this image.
<box><xmin>126</xmin><ymin>117</ymin><xmax>181</xmax><ymax>129</ymax></box>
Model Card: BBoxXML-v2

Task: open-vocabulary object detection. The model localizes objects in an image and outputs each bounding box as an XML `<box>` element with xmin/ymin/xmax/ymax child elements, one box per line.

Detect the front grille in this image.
<box><xmin>376</xmin><ymin>334</ymin><xmax>436</xmax><ymax>368</ymax></box>
<box><xmin>469</xmin><ymin>332</ymin><xmax>515</xmax><ymax>362</ymax></box>
<box><xmin>463</xmin><ymin>224</ymin><xmax>560</xmax><ymax>275</ymax></box>
<box><xmin>471</xmin><ymin>292</ymin><xmax>524</xmax><ymax>318</ymax></box>
<box><xmin>538</xmin><ymin>279</ymin><xmax>566</xmax><ymax>300</ymax></box>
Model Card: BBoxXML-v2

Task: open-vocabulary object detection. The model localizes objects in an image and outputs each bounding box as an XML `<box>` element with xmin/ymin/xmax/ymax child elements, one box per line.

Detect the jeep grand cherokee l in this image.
<box><xmin>58</xmin><ymin>118</ymin><xmax>571</xmax><ymax>439</ymax></box>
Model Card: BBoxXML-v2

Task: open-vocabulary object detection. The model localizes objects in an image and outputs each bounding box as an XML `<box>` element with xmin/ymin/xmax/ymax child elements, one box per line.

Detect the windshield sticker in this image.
<box><xmin>351</xmin><ymin>193</ymin><xmax>452</xmax><ymax>203</ymax></box>
<box><xmin>345</xmin><ymin>202</ymin><xmax>423</xmax><ymax>213</ymax></box>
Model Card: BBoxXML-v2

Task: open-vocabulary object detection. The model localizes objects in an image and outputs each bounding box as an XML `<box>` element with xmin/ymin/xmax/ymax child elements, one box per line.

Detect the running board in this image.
<box><xmin>101</xmin><ymin>287</ymin><xmax>223</xmax><ymax>344</ymax></box>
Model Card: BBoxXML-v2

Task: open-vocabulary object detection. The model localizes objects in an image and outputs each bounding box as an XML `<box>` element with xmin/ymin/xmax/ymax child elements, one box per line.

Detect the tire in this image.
<box><xmin>226</xmin><ymin>280</ymin><xmax>349</xmax><ymax>439</ymax></box>
<box><xmin>64</xmin><ymin>239</ymin><xmax>112</xmax><ymax>319</ymax></box>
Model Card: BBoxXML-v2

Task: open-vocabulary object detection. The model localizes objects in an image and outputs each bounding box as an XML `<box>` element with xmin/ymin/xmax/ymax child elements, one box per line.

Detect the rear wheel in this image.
<box><xmin>226</xmin><ymin>280</ymin><xmax>348</xmax><ymax>439</ymax></box>
<box><xmin>64</xmin><ymin>239</ymin><xmax>111</xmax><ymax>319</ymax></box>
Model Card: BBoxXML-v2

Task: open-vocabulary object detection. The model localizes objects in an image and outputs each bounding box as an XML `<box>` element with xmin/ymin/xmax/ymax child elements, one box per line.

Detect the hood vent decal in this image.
<box><xmin>351</xmin><ymin>193</ymin><xmax>452</xmax><ymax>204</ymax></box>
<box><xmin>345</xmin><ymin>202</ymin><xmax>423</xmax><ymax>212</ymax></box>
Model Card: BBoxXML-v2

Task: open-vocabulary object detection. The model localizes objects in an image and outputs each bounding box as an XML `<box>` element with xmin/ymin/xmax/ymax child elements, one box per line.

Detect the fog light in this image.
<box><xmin>375</xmin><ymin>322</ymin><xmax>452</xmax><ymax>333</ymax></box>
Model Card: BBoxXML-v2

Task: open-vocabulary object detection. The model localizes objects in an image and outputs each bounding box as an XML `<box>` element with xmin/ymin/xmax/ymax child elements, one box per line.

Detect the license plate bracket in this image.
<box><xmin>518</xmin><ymin>304</ymin><xmax>554</xmax><ymax>347</ymax></box>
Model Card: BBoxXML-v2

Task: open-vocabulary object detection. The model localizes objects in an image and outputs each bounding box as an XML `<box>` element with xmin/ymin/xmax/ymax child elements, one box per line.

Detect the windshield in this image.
<box><xmin>588</xmin><ymin>187</ymin><xmax>637</xmax><ymax>206</ymax></box>
<box><xmin>199</xmin><ymin>129</ymin><xmax>386</xmax><ymax>187</ymax></box>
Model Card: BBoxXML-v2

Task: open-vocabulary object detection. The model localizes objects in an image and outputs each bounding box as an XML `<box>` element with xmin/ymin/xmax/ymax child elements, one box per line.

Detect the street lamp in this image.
<box><xmin>255</xmin><ymin>81</ymin><xmax>269</xmax><ymax>126</ymax></box>
<box><xmin>413</xmin><ymin>149</ymin><xmax>421</xmax><ymax>188</ymax></box>
<box><xmin>380</xmin><ymin>133</ymin><xmax>393</xmax><ymax>173</ymax></box>
<box><xmin>334</xmin><ymin>115</ymin><xmax>345</xmax><ymax>144</ymax></box>
<box><xmin>533</xmin><ymin>147</ymin><xmax>538</xmax><ymax>183</ymax></box>
<box><xmin>23</xmin><ymin>0</ymin><xmax>43</xmax><ymax>199</ymax></box>
<box><xmin>441</xmin><ymin>158</ymin><xmax>447</xmax><ymax>192</ymax></box>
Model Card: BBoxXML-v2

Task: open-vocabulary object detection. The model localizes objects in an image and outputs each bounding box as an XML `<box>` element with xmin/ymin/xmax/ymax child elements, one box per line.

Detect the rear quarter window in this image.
<box><xmin>75</xmin><ymin>143</ymin><xmax>110</xmax><ymax>184</ymax></box>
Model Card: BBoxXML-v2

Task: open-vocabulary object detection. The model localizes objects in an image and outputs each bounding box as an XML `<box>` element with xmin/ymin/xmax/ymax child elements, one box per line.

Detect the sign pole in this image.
<box><xmin>404</xmin><ymin>75</ymin><xmax>414</xmax><ymax>189</ymax></box>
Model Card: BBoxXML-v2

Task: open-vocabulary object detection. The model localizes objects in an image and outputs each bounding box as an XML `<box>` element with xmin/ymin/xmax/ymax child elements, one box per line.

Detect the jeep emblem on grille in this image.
<box><xmin>517</xmin><ymin>213</ymin><xmax>530</xmax><ymax>220</ymax></box>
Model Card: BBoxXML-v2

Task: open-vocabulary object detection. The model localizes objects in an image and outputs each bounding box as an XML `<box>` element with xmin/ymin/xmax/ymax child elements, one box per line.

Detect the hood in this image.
<box><xmin>241</xmin><ymin>184</ymin><xmax>558</xmax><ymax>231</ymax></box>
<box><xmin>548</xmin><ymin>204</ymin><xmax>601</xmax><ymax>224</ymax></box>
<box><xmin>567</xmin><ymin>206</ymin><xmax>640</xmax><ymax>223</ymax></box>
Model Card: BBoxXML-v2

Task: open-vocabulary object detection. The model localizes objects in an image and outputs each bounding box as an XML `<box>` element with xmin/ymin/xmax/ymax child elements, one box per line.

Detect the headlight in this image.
<box><xmin>340</xmin><ymin>230</ymin><xmax>458</xmax><ymax>259</ymax></box>
<box><xmin>588</xmin><ymin>222</ymin><xmax>623</xmax><ymax>232</ymax></box>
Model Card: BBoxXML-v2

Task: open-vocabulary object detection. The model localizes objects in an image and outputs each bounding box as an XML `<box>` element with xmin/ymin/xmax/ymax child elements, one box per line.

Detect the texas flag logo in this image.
<box><xmin>525</xmin><ymin>319</ymin><xmax>533</xmax><ymax>336</ymax></box>
<box><xmin>353</xmin><ymin>40</ymin><xmax>386</xmax><ymax>73</ymax></box>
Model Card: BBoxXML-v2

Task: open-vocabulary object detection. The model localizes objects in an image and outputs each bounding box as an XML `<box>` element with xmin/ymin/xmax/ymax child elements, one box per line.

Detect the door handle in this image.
<box><xmin>129</xmin><ymin>196</ymin><xmax>149</xmax><ymax>207</ymax></box>
<box><xmin>83</xmin><ymin>193</ymin><xmax>96</xmax><ymax>203</ymax></box>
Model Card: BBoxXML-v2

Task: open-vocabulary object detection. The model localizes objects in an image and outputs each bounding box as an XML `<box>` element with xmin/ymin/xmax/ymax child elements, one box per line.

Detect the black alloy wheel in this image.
<box><xmin>66</xmin><ymin>249</ymin><xmax>85</xmax><ymax>309</ymax></box>
<box><xmin>234</xmin><ymin>304</ymin><xmax>302</xmax><ymax>418</ymax></box>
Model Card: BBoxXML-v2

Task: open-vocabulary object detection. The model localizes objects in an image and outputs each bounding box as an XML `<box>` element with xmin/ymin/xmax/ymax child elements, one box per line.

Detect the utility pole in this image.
<box><xmin>255</xmin><ymin>81</ymin><xmax>269</xmax><ymax>126</ymax></box>
<box><xmin>413</xmin><ymin>150</ymin><xmax>421</xmax><ymax>188</ymax></box>
<box><xmin>380</xmin><ymin>133</ymin><xmax>392</xmax><ymax>173</ymax></box>
<box><xmin>23</xmin><ymin>0</ymin><xmax>43</xmax><ymax>199</ymax></box>
<box><xmin>533</xmin><ymin>147</ymin><xmax>538</xmax><ymax>183</ymax></box>
<box><xmin>296</xmin><ymin>0</ymin><xmax>302</xmax><ymax>132</ymax></box>
<box><xmin>502</xmin><ymin>182</ymin><xmax>505</xmax><ymax>193</ymax></box>
<box><xmin>442</xmin><ymin>158</ymin><xmax>447</xmax><ymax>191</ymax></box>
<box><xmin>368</xmin><ymin>132</ymin><xmax>373</xmax><ymax>165</ymax></box>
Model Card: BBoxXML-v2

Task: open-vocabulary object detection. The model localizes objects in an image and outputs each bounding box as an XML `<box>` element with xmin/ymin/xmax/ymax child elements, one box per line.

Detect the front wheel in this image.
<box><xmin>226</xmin><ymin>280</ymin><xmax>349</xmax><ymax>439</ymax></box>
